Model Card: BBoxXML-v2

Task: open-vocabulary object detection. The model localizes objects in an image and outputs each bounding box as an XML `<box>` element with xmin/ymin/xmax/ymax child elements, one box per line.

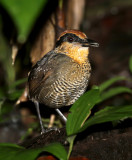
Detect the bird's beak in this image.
<box><xmin>82</xmin><ymin>38</ymin><xmax>99</xmax><ymax>47</ymax></box>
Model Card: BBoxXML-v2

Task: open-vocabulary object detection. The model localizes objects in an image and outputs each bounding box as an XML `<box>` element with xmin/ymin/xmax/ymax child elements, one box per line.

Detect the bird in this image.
<box><xmin>28</xmin><ymin>29</ymin><xmax>99</xmax><ymax>133</ymax></box>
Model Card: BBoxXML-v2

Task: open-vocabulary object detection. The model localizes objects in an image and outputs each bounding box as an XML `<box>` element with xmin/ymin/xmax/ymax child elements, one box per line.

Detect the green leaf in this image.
<box><xmin>43</xmin><ymin>143</ymin><xmax>67</xmax><ymax>160</ymax></box>
<box><xmin>0</xmin><ymin>0</ymin><xmax>48</xmax><ymax>43</ymax></box>
<box><xmin>67</xmin><ymin>135</ymin><xmax>77</xmax><ymax>159</ymax></box>
<box><xmin>0</xmin><ymin>143</ymin><xmax>67</xmax><ymax>160</ymax></box>
<box><xmin>129</xmin><ymin>55</ymin><xmax>132</xmax><ymax>73</ymax></box>
<box><xmin>99</xmin><ymin>76</ymin><xmax>126</xmax><ymax>92</ymax></box>
<box><xmin>8</xmin><ymin>89</ymin><xmax>24</xmax><ymax>100</ymax></box>
<box><xmin>79</xmin><ymin>105</ymin><xmax>132</xmax><ymax>133</ymax></box>
<box><xmin>0</xmin><ymin>143</ymin><xmax>26</xmax><ymax>160</ymax></box>
<box><xmin>66</xmin><ymin>89</ymin><xmax>100</xmax><ymax>136</ymax></box>
<box><xmin>99</xmin><ymin>87</ymin><xmax>132</xmax><ymax>102</ymax></box>
<box><xmin>67</xmin><ymin>135</ymin><xmax>76</xmax><ymax>160</ymax></box>
<box><xmin>9</xmin><ymin>78</ymin><xmax>27</xmax><ymax>90</ymax></box>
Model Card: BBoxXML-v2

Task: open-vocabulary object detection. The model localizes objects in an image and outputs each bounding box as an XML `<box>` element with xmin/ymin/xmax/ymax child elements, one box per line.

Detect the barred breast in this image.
<box><xmin>28</xmin><ymin>51</ymin><xmax>91</xmax><ymax>108</ymax></box>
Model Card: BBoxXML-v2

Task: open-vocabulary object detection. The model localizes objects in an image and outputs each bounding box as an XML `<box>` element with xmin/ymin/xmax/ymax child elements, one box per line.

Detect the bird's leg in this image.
<box><xmin>34</xmin><ymin>101</ymin><xmax>45</xmax><ymax>134</ymax></box>
<box><xmin>55</xmin><ymin>108</ymin><xmax>67</xmax><ymax>123</ymax></box>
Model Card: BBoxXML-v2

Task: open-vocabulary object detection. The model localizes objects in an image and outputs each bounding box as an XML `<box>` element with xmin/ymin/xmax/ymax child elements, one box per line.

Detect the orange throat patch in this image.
<box><xmin>56</xmin><ymin>43</ymin><xmax>89</xmax><ymax>65</ymax></box>
<box><xmin>68</xmin><ymin>46</ymin><xmax>89</xmax><ymax>64</ymax></box>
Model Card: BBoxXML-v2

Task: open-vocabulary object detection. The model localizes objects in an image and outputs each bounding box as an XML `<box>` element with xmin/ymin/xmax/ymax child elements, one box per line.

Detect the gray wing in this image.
<box><xmin>28</xmin><ymin>51</ymin><xmax>72</xmax><ymax>100</ymax></box>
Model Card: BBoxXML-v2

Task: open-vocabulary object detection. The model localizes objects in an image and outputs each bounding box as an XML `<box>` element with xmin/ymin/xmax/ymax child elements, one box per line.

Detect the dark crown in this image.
<box><xmin>56</xmin><ymin>33</ymin><xmax>87</xmax><ymax>47</ymax></box>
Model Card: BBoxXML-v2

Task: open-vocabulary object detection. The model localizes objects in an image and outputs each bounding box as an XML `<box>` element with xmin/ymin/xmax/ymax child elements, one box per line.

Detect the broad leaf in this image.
<box><xmin>99</xmin><ymin>76</ymin><xmax>126</xmax><ymax>92</ymax></box>
<box><xmin>0</xmin><ymin>143</ymin><xmax>67</xmax><ymax>160</ymax></box>
<box><xmin>99</xmin><ymin>87</ymin><xmax>132</xmax><ymax>102</ymax></box>
<box><xmin>79</xmin><ymin>105</ymin><xmax>132</xmax><ymax>133</ymax></box>
<box><xmin>66</xmin><ymin>89</ymin><xmax>100</xmax><ymax>136</ymax></box>
<box><xmin>0</xmin><ymin>0</ymin><xmax>47</xmax><ymax>43</ymax></box>
<box><xmin>43</xmin><ymin>143</ymin><xmax>67</xmax><ymax>160</ymax></box>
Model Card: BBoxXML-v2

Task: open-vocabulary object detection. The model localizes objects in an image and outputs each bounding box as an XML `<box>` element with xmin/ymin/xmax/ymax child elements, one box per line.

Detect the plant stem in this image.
<box><xmin>67</xmin><ymin>135</ymin><xmax>76</xmax><ymax>160</ymax></box>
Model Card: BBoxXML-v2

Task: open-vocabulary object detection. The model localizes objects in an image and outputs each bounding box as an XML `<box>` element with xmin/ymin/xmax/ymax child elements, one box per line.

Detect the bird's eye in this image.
<box><xmin>67</xmin><ymin>37</ymin><xmax>74</xmax><ymax>42</ymax></box>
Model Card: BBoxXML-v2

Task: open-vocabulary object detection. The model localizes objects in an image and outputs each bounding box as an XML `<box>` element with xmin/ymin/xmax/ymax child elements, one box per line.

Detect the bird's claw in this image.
<box><xmin>41</xmin><ymin>127</ymin><xmax>60</xmax><ymax>134</ymax></box>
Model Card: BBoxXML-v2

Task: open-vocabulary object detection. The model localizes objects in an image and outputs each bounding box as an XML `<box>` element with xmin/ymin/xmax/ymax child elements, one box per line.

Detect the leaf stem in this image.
<box><xmin>67</xmin><ymin>135</ymin><xmax>76</xmax><ymax>160</ymax></box>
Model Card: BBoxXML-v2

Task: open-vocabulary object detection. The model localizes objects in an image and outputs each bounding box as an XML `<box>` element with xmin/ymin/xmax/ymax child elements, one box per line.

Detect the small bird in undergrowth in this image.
<box><xmin>28</xmin><ymin>29</ymin><xmax>99</xmax><ymax>133</ymax></box>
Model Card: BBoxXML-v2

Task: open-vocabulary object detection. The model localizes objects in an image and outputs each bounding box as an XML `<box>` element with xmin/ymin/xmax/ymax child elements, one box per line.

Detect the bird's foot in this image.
<box><xmin>41</xmin><ymin>127</ymin><xmax>60</xmax><ymax>134</ymax></box>
<box><xmin>40</xmin><ymin>128</ymin><xmax>45</xmax><ymax>135</ymax></box>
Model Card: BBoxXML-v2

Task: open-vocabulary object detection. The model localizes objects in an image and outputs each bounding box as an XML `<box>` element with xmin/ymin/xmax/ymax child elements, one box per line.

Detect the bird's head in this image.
<box><xmin>55</xmin><ymin>29</ymin><xmax>99</xmax><ymax>64</ymax></box>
